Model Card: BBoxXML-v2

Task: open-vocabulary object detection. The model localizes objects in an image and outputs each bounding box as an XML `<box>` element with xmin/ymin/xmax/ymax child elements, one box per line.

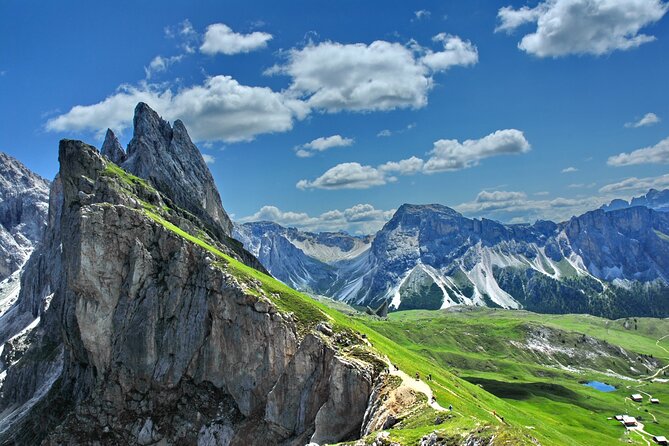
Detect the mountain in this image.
<box><xmin>233</xmin><ymin>221</ymin><xmax>371</xmax><ymax>296</ymax></box>
<box><xmin>601</xmin><ymin>188</ymin><xmax>669</xmax><ymax>212</ymax></box>
<box><xmin>0</xmin><ymin>152</ymin><xmax>50</xmax><ymax>281</ymax></box>
<box><xmin>238</xmin><ymin>203</ymin><xmax>669</xmax><ymax>318</ymax></box>
<box><xmin>0</xmin><ymin>104</ymin><xmax>393</xmax><ymax>445</ymax></box>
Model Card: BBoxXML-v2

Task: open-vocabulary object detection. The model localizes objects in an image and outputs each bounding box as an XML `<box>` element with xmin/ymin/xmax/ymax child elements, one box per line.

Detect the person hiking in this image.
<box><xmin>415</xmin><ymin>372</ymin><xmax>420</xmax><ymax>381</ymax></box>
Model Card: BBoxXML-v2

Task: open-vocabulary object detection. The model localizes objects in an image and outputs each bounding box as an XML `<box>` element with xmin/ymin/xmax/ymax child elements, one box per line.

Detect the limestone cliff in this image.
<box><xmin>0</xmin><ymin>134</ymin><xmax>383</xmax><ymax>445</ymax></box>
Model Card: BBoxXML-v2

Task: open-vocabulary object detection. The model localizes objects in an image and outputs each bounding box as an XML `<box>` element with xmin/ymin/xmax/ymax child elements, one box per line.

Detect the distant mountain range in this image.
<box><xmin>0</xmin><ymin>153</ymin><xmax>49</xmax><ymax>281</ymax></box>
<box><xmin>235</xmin><ymin>190</ymin><xmax>669</xmax><ymax>318</ymax></box>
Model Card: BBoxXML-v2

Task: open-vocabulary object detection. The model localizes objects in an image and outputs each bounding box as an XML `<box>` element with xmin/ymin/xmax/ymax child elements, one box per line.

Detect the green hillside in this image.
<box><xmin>107</xmin><ymin>160</ymin><xmax>669</xmax><ymax>445</ymax></box>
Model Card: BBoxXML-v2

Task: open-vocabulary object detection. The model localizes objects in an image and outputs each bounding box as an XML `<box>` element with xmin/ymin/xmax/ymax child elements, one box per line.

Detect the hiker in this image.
<box><xmin>415</xmin><ymin>372</ymin><xmax>420</xmax><ymax>381</ymax></box>
<box><xmin>449</xmin><ymin>404</ymin><xmax>453</xmax><ymax>411</ymax></box>
<box><xmin>431</xmin><ymin>395</ymin><xmax>436</xmax><ymax>404</ymax></box>
<box><xmin>428</xmin><ymin>373</ymin><xmax>432</xmax><ymax>381</ymax></box>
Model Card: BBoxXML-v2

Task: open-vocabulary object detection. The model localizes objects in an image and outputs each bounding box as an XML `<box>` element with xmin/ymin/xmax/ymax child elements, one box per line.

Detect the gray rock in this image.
<box><xmin>101</xmin><ymin>128</ymin><xmax>127</xmax><ymax>165</ymax></box>
<box><xmin>0</xmin><ymin>152</ymin><xmax>50</xmax><ymax>281</ymax></box>
<box><xmin>0</xmin><ymin>131</ymin><xmax>383</xmax><ymax>445</ymax></box>
<box><xmin>123</xmin><ymin>102</ymin><xmax>232</xmax><ymax>237</ymax></box>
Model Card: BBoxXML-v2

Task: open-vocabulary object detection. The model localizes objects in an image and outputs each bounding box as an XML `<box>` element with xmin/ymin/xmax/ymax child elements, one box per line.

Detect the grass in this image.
<box><xmin>356</xmin><ymin>307</ymin><xmax>669</xmax><ymax>445</ymax></box>
<box><xmin>654</xmin><ymin>229</ymin><xmax>669</xmax><ymax>243</ymax></box>
<box><xmin>105</xmin><ymin>161</ymin><xmax>667</xmax><ymax>445</ymax></box>
<box><xmin>148</xmin><ymin>204</ymin><xmax>666</xmax><ymax>444</ymax></box>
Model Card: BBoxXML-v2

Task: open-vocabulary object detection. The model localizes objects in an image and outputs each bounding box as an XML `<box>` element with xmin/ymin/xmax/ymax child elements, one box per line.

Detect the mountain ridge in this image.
<box><xmin>237</xmin><ymin>192</ymin><xmax>669</xmax><ymax>317</ymax></box>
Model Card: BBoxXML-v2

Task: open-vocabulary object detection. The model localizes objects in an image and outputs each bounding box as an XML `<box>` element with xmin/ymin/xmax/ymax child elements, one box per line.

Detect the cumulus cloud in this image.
<box><xmin>144</xmin><ymin>55</ymin><xmax>183</xmax><ymax>79</ymax></box>
<box><xmin>239</xmin><ymin>203</ymin><xmax>395</xmax><ymax>233</ymax></box>
<box><xmin>379</xmin><ymin>156</ymin><xmax>425</xmax><ymax>175</ymax></box>
<box><xmin>295</xmin><ymin>134</ymin><xmax>354</xmax><ymax>157</ymax></box>
<box><xmin>561</xmin><ymin>166</ymin><xmax>578</xmax><ymax>173</ymax></box>
<box><xmin>420</xmin><ymin>34</ymin><xmax>479</xmax><ymax>71</ymax></box>
<box><xmin>268</xmin><ymin>34</ymin><xmax>478</xmax><ymax>112</ymax></box>
<box><xmin>202</xmin><ymin>154</ymin><xmax>215</xmax><ymax>164</ymax></box>
<box><xmin>607</xmin><ymin>136</ymin><xmax>669</xmax><ymax>166</ymax></box>
<box><xmin>298</xmin><ymin>129</ymin><xmax>530</xmax><ymax>190</ymax></box>
<box><xmin>423</xmin><ymin>129</ymin><xmax>531</xmax><ymax>172</ymax></box>
<box><xmin>496</xmin><ymin>0</ymin><xmax>669</xmax><ymax>57</ymax></box>
<box><xmin>200</xmin><ymin>23</ymin><xmax>273</xmax><ymax>55</ymax></box>
<box><xmin>46</xmin><ymin>75</ymin><xmax>309</xmax><ymax>142</ymax></box>
<box><xmin>456</xmin><ymin>189</ymin><xmax>603</xmax><ymax>222</ymax></box>
<box><xmin>296</xmin><ymin>162</ymin><xmax>389</xmax><ymax>190</ymax></box>
<box><xmin>625</xmin><ymin>112</ymin><xmax>661</xmax><ymax>128</ymax></box>
<box><xmin>599</xmin><ymin>173</ymin><xmax>669</xmax><ymax>194</ymax></box>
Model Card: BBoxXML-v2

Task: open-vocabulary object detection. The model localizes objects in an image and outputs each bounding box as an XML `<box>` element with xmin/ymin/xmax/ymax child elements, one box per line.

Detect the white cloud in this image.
<box><xmin>607</xmin><ymin>136</ymin><xmax>669</xmax><ymax>166</ymax></box>
<box><xmin>376</xmin><ymin>123</ymin><xmax>416</xmax><ymax>138</ymax></box>
<box><xmin>200</xmin><ymin>23</ymin><xmax>273</xmax><ymax>55</ymax></box>
<box><xmin>420</xmin><ymin>34</ymin><xmax>479</xmax><ymax>71</ymax></box>
<box><xmin>164</xmin><ymin>19</ymin><xmax>199</xmax><ymax>54</ymax></box>
<box><xmin>414</xmin><ymin>10</ymin><xmax>431</xmax><ymax>20</ymax></box>
<box><xmin>296</xmin><ymin>162</ymin><xmax>390</xmax><ymax>190</ymax></box>
<box><xmin>456</xmin><ymin>189</ymin><xmax>604</xmax><ymax>222</ymax></box>
<box><xmin>46</xmin><ymin>75</ymin><xmax>309</xmax><ymax>142</ymax></box>
<box><xmin>496</xmin><ymin>0</ymin><xmax>669</xmax><ymax>57</ymax></box>
<box><xmin>599</xmin><ymin>173</ymin><xmax>669</xmax><ymax>194</ymax></box>
<box><xmin>379</xmin><ymin>156</ymin><xmax>425</xmax><ymax>175</ymax></box>
<box><xmin>202</xmin><ymin>154</ymin><xmax>215</xmax><ymax>164</ymax></box>
<box><xmin>561</xmin><ymin>166</ymin><xmax>578</xmax><ymax>173</ymax></box>
<box><xmin>298</xmin><ymin>129</ymin><xmax>531</xmax><ymax>190</ymax></box>
<box><xmin>295</xmin><ymin>134</ymin><xmax>354</xmax><ymax>157</ymax></box>
<box><xmin>567</xmin><ymin>182</ymin><xmax>596</xmax><ymax>189</ymax></box>
<box><xmin>144</xmin><ymin>55</ymin><xmax>183</xmax><ymax>79</ymax></box>
<box><xmin>239</xmin><ymin>203</ymin><xmax>394</xmax><ymax>233</ymax></box>
<box><xmin>268</xmin><ymin>35</ymin><xmax>478</xmax><ymax>112</ymax></box>
<box><xmin>423</xmin><ymin>129</ymin><xmax>531</xmax><ymax>172</ymax></box>
<box><xmin>625</xmin><ymin>112</ymin><xmax>661</xmax><ymax>128</ymax></box>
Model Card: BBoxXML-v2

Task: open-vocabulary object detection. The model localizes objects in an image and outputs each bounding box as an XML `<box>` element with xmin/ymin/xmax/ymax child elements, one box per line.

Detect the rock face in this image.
<box><xmin>123</xmin><ymin>102</ymin><xmax>233</xmax><ymax>237</ymax></box>
<box><xmin>602</xmin><ymin>188</ymin><xmax>669</xmax><ymax>213</ymax></box>
<box><xmin>237</xmin><ymin>203</ymin><xmax>669</xmax><ymax>318</ymax></box>
<box><xmin>0</xmin><ymin>122</ymin><xmax>382</xmax><ymax>444</ymax></box>
<box><xmin>100</xmin><ymin>128</ymin><xmax>127</xmax><ymax>165</ymax></box>
<box><xmin>0</xmin><ymin>152</ymin><xmax>50</xmax><ymax>281</ymax></box>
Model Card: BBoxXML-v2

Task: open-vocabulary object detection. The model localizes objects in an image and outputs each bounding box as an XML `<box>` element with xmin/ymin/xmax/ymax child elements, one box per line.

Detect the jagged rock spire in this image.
<box><xmin>100</xmin><ymin>129</ymin><xmax>126</xmax><ymax>165</ymax></box>
<box><xmin>122</xmin><ymin>102</ymin><xmax>233</xmax><ymax>237</ymax></box>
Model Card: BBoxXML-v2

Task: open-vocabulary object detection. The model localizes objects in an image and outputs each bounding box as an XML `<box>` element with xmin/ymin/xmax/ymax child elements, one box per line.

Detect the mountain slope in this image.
<box><xmin>0</xmin><ymin>136</ymin><xmax>540</xmax><ymax>446</ymax></box>
<box><xmin>0</xmin><ymin>152</ymin><xmax>50</xmax><ymax>281</ymax></box>
<box><xmin>602</xmin><ymin>188</ymin><xmax>669</xmax><ymax>213</ymax></box>
<box><xmin>238</xmin><ymin>203</ymin><xmax>669</xmax><ymax>317</ymax></box>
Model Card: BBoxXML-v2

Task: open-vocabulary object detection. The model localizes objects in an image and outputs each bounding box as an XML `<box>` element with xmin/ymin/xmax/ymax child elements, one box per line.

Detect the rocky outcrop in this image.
<box><xmin>0</xmin><ymin>132</ymin><xmax>382</xmax><ymax>444</ymax></box>
<box><xmin>123</xmin><ymin>102</ymin><xmax>233</xmax><ymax>237</ymax></box>
<box><xmin>0</xmin><ymin>152</ymin><xmax>50</xmax><ymax>281</ymax></box>
<box><xmin>100</xmin><ymin>128</ymin><xmax>126</xmax><ymax>165</ymax></box>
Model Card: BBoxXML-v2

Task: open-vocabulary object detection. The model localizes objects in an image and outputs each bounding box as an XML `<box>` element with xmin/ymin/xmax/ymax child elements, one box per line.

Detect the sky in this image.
<box><xmin>1</xmin><ymin>0</ymin><xmax>669</xmax><ymax>234</ymax></box>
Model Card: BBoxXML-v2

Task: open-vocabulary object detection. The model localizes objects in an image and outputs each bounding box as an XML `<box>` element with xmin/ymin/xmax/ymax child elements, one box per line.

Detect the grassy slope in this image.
<box><xmin>147</xmin><ymin>208</ymin><xmax>664</xmax><ymax>445</ymax></box>
<box><xmin>105</xmin><ymin>162</ymin><xmax>665</xmax><ymax>445</ymax></box>
<box><xmin>362</xmin><ymin>308</ymin><xmax>669</xmax><ymax>446</ymax></box>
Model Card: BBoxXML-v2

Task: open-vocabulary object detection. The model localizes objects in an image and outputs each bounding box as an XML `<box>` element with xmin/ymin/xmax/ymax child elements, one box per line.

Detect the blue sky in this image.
<box><xmin>1</xmin><ymin>0</ymin><xmax>669</xmax><ymax>233</ymax></box>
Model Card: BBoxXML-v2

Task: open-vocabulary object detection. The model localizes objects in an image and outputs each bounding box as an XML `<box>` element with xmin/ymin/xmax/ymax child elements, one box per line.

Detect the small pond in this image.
<box><xmin>583</xmin><ymin>381</ymin><xmax>616</xmax><ymax>392</ymax></box>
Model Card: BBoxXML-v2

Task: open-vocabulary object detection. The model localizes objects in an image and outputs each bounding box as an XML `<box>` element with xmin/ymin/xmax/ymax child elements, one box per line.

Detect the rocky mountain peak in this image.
<box><xmin>100</xmin><ymin>128</ymin><xmax>126</xmax><ymax>165</ymax></box>
<box><xmin>122</xmin><ymin>102</ymin><xmax>233</xmax><ymax>237</ymax></box>
<box><xmin>0</xmin><ymin>152</ymin><xmax>50</xmax><ymax>280</ymax></box>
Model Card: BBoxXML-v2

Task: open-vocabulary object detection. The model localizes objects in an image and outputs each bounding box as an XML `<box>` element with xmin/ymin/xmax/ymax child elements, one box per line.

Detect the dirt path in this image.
<box><xmin>386</xmin><ymin>360</ymin><xmax>446</xmax><ymax>412</ymax></box>
<box><xmin>643</xmin><ymin>334</ymin><xmax>669</xmax><ymax>381</ymax></box>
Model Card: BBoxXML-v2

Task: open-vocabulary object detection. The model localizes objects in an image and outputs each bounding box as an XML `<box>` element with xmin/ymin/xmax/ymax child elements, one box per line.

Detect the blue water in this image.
<box><xmin>584</xmin><ymin>381</ymin><xmax>616</xmax><ymax>392</ymax></box>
